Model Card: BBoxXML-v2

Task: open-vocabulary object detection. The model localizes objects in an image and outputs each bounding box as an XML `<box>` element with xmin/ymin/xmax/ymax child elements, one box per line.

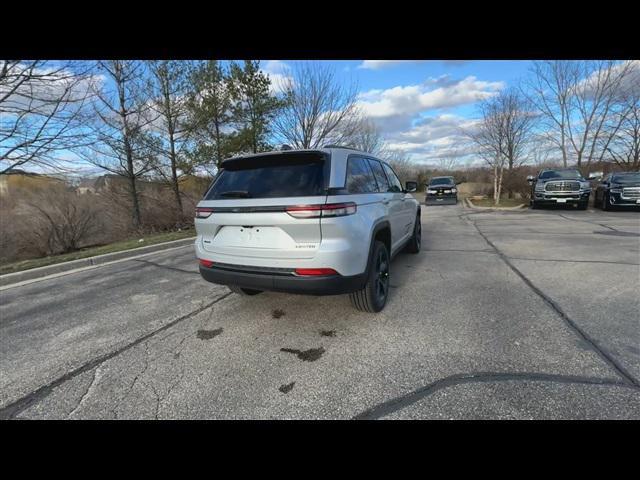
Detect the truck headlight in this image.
<box><xmin>580</xmin><ymin>181</ymin><xmax>591</xmax><ymax>190</ymax></box>
<box><xmin>534</xmin><ymin>182</ymin><xmax>545</xmax><ymax>192</ymax></box>
<box><xmin>427</xmin><ymin>189</ymin><xmax>437</xmax><ymax>194</ymax></box>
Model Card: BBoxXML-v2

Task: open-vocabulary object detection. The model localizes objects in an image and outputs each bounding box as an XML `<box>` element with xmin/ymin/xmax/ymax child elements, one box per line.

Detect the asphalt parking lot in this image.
<box><xmin>1</xmin><ymin>202</ymin><xmax>639</xmax><ymax>419</ymax></box>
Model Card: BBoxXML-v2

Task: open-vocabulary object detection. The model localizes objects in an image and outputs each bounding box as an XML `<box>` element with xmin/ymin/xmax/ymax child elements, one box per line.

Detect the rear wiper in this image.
<box><xmin>219</xmin><ymin>190</ymin><xmax>251</xmax><ymax>198</ymax></box>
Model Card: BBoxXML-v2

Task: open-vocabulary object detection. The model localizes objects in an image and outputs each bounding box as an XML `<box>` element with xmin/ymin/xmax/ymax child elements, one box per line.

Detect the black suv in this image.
<box><xmin>425</xmin><ymin>176</ymin><xmax>458</xmax><ymax>205</ymax></box>
<box><xmin>527</xmin><ymin>168</ymin><xmax>591</xmax><ymax>210</ymax></box>
<box><xmin>594</xmin><ymin>171</ymin><xmax>640</xmax><ymax>210</ymax></box>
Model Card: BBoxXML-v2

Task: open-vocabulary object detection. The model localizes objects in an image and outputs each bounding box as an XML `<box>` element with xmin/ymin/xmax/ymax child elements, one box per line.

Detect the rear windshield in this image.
<box><xmin>429</xmin><ymin>177</ymin><xmax>454</xmax><ymax>186</ymax></box>
<box><xmin>539</xmin><ymin>170</ymin><xmax>583</xmax><ymax>180</ymax></box>
<box><xmin>612</xmin><ymin>173</ymin><xmax>640</xmax><ymax>183</ymax></box>
<box><xmin>205</xmin><ymin>153</ymin><xmax>326</xmax><ymax>200</ymax></box>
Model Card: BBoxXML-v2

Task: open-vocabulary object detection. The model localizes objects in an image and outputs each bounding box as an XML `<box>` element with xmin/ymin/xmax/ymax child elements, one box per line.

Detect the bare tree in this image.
<box><xmin>467</xmin><ymin>88</ymin><xmax>536</xmax><ymax>204</ymax></box>
<box><xmin>467</xmin><ymin>95</ymin><xmax>507</xmax><ymax>205</ymax></box>
<box><xmin>145</xmin><ymin>60</ymin><xmax>195</xmax><ymax>219</ymax></box>
<box><xmin>526</xmin><ymin>60</ymin><xmax>637</xmax><ymax>168</ymax></box>
<box><xmin>79</xmin><ymin>60</ymin><xmax>156</xmax><ymax>228</ymax></box>
<box><xmin>343</xmin><ymin>117</ymin><xmax>387</xmax><ymax>155</ymax></box>
<box><xmin>0</xmin><ymin>60</ymin><xmax>95</xmax><ymax>174</ymax></box>
<box><xmin>436</xmin><ymin>155</ymin><xmax>460</xmax><ymax>172</ymax></box>
<box><xmin>604</xmin><ymin>88</ymin><xmax>640</xmax><ymax>171</ymax></box>
<box><xmin>26</xmin><ymin>185</ymin><xmax>101</xmax><ymax>254</ymax></box>
<box><xmin>272</xmin><ymin>62</ymin><xmax>360</xmax><ymax>148</ymax></box>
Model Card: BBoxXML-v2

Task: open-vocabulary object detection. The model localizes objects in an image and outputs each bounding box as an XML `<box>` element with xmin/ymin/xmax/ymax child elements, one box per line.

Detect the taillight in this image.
<box><xmin>286</xmin><ymin>202</ymin><xmax>356</xmax><ymax>219</ymax></box>
<box><xmin>195</xmin><ymin>207</ymin><xmax>214</xmax><ymax>219</ymax></box>
<box><xmin>294</xmin><ymin>268</ymin><xmax>337</xmax><ymax>276</ymax></box>
<box><xmin>199</xmin><ymin>259</ymin><xmax>214</xmax><ymax>268</ymax></box>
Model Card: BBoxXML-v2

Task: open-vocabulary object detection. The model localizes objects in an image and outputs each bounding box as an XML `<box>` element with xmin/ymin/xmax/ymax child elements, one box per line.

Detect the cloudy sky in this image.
<box><xmin>261</xmin><ymin>60</ymin><xmax>533</xmax><ymax>165</ymax></box>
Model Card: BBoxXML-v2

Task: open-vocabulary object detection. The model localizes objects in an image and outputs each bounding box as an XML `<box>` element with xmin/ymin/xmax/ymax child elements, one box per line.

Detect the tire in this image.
<box><xmin>577</xmin><ymin>201</ymin><xmax>588</xmax><ymax>210</ymax></box>
<box><xmin>602</xmin><ymin>192</ymin><xmax>611</xmax><ymax>211</ymax></box>
<box><xmin>349</xmin><ymin>241</ymin><xmax>390</xmax><ymax>313</ymax></box>
<box><xmin>404</xmin><ymin>215</ymin><xmax>421</xmax><ymax>254</ymax></box>
<box><xmin>531</xmin><ymin>200</ymin><xmax>540</xmax><ymax>209</ymax></box>
<box><xmin>228</xmin><ymin>285</ymin><xmax>263</xmax><ymax>296</ymax></box>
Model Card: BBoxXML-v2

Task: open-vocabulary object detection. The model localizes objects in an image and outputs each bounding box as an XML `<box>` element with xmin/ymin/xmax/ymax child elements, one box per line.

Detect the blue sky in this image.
<box><xmin>261</xmin><ymin>60</ymin><xmax>535</xmax><ymax>165</ymax></box>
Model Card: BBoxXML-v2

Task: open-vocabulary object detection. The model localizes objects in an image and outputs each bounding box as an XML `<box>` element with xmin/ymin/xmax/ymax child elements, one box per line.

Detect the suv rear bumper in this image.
<box><xmin>199</xmin><ymin>264</ymin><xmax>367</xmax><ymax>295</ymax></box>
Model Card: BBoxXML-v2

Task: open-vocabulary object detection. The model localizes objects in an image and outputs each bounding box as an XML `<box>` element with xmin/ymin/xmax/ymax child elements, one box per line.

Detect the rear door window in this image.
<box><xmin>346</xmin><ymin>157</ymin><xmax>378</xmax><ymax>193</ymax></box>
<box><xmin>205</xmin><ymin>153</ymin><xmax>326</xmax><ymax>200</ymax></box>
<box><xmin>382</xmin><ymin>163</ymin><xmax>403</xmax><ymax>193</ymax></box>
<box><xmin>367</xmin><ymin>159</ymin><xmax>389</xmax><ymax>193</ymax></box>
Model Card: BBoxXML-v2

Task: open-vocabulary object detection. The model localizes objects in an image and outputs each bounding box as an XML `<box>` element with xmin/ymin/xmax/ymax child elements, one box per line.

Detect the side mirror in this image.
<box><xmin>526</xmin><ymin>175</ymin><xmax>535</xmax><ymax>185</ymax></box>
<box><xmin>405</xmin><ymin>181</ymin><xmax>418</xmax><ymax>193</ymax></box>
<box><xmin>588</xmin><ymin>171</ymin><xmax>602</xmax><ymax>180</ymax></box>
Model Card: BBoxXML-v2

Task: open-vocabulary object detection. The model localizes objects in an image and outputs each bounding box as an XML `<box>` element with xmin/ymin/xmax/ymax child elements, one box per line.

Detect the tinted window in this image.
<box><xmin>612</xmin><ymin>173</ymin><xmax>640</xmax><ymax>183</ymax></box>
<box><xmin>346</xmin><ymin>157</ymin><xmax>378</xmax><ymax>193</ymax></box>
<box><xmin>205</xmin><ymin>154</ymin><xmax>325</xmax><ymax>199</ymax></box>
<box><xmin>539</xmin><ymin>170</ymin><xmax>583</xmax><ymax>180</ymax></box>
<box><xmin>382</xmin><ymin>163</ymin><xmax>403</xmax><ymax>193</ymax></box>
<box><xmin>367</xmin><ymin>159</ymin><xmax>389</xmax><ymax>193</ymax></box>
<box><xmin>429</xmin><ymin>177</ymin><xmax>454</xmax><ymax>186</ymax></box>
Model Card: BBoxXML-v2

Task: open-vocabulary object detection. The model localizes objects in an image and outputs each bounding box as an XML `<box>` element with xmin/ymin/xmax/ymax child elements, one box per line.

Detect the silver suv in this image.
<box><xmin>194</xmin><ymin>147</ymin><xmax>421</xmax><ymax>312</ymax></box>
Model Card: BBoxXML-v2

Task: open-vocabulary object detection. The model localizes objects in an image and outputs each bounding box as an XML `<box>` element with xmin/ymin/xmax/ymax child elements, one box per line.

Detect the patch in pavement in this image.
<box><xmin>320</xmin><ymin>330</ymin><xmax>336</xmax><ymax>337</ymax></box>
<box><xmin>280</xmin><ymin>347</ymin><xmax>325</xmax><ymax>362</ymax></box>
<box><xmin>279</xmin><ymin>382</ymin><xmax>295</xmax><ymax>394</ymax></box>
<box><xmin>593</xmin><ymin>230</ymin><xmax>640</xmax><ymax>237</ymax></box>
<box><xmin>272</xmin><ymin>309</ymin><xmax>285</xmax><ymax>319</ymax></box>
<box><xmin>197</xmin><ymin>328</ymin><xmax>223</xmax><ymax>340</ymax></box>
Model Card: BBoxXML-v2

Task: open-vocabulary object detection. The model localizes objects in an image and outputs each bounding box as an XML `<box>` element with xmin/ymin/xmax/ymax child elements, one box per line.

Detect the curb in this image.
<box><xmin>0</xmin><ymin>237</ymin><xmax>196</xmax><ymax>288</ymax></box>
<box><xmin>465</xmin><ymin>197</ymin><xmax>526</xmax><ymax>211</ymax></box>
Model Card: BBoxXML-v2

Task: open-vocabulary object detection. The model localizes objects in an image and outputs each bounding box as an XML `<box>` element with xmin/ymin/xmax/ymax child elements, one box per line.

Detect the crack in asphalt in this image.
<box><xmin>465</xmin><ymin>214</ymin><xmax>640</xmax><ymax>388</ymax></box>
<box><xmin>133</xmin><ymin>258</ymin><xmax>199</xmax><ymax>275</ymax></box>
<box><xmin>0</xmin><ymin>292</ymin><xmax>232</xmax><ymax>420</ymax></box>
<box><xmin>352</xmin><ymin>372</ymin><xmax>636</xmax><ymax>420</ymax></box>
<box><xmin>67</xmin><ymin>365</ymin><xmax>102</xmax><ymax>418</ymax></box>
<box><xmin>555</xmin><ymin>213</ymin><xmax>621</xmax><ymax>232</ymax></box>
<box><xmin>505</xmin><ymin>257</ymin><xmax>639</xmax><ymax>266</ymax></box>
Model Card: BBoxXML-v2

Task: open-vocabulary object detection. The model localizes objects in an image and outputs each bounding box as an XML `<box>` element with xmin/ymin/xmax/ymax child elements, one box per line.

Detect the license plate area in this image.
<box><xmin>212</xmin><ymin>226</ymin><xmax>292</xmax><ymax>249</ymax></box>
<box><xmin>556</xmin><ymin>198</ymin><xmax>567</xmax><ymax>203</ymax></box>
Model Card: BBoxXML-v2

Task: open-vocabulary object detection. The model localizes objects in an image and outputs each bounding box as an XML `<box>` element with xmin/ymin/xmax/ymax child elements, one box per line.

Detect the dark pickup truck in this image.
<box><xmin>594</xmin><ymin>171</ymin><xmax>640</xmax><ymax>210</ymax></box>
<box><xmin>527</xmin><ymin>168</ymin><xmax>591</xmax><ymax>210</ymax></box>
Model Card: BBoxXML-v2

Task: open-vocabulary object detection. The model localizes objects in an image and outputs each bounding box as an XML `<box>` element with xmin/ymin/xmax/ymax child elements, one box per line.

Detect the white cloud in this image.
<box><xmin>382</xmin><ymin>114</ymin><xmax>480</xmax><ymax>164</ymax></box>
<box><xmin>261</xmin><ymin>60</ymin><xmax>293</xmax><ymax>94</ymax></box>
<box><xmin>358</xmin><ymin>60</ymin><xmax>471</xmax><ymax>70</ymax></box>
<box><xmin>357</xmin><ymin>74</ymin><xmax>504</xmax><ymax>133</ymax></box>
<box><xmin>357</xmin><ymin>60</ymin><xmax>429</xmax><ymax>70</ymax></box>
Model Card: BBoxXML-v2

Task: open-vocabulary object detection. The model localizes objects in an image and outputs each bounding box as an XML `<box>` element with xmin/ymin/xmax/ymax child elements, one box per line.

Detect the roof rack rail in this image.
<box><xmin>322</xmin><ymin>144</ymin><xmax>361</xmax><ymax>151</ymax></box>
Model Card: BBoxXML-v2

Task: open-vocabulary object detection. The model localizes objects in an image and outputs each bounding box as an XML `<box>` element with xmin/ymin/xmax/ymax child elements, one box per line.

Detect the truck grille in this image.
<box><xmin>545</xmin><ymin>181</ymin><xmax>580</xmax><ymax>192</ymax></box>
<box><xmin>622</xmin><ymin>187</ymin><xmax>640</xmax><ymax>199</ymax></box>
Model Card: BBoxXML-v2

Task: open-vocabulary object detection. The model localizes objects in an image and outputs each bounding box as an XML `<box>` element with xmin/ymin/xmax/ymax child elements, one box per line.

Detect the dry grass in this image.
<box><xmin>0</xmin><ymin>229</ymin><xmax>195</xmax><ymax>275</ymax></box>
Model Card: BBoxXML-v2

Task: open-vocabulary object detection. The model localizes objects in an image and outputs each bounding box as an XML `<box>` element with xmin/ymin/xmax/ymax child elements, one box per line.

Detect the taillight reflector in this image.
<box><xmin>196</xmin><ymin>207</ymin><xmax>214</xmax><ymax>219</ymax></box>
<box><xmin>294</xmin><ymin>268</ymin><xmax>337</xmax><ymax>276</ymax></box>
<box><xmin>199</xmin><ymin>259</ymin><xmax>214</xmax><ymax>268</ymax></box>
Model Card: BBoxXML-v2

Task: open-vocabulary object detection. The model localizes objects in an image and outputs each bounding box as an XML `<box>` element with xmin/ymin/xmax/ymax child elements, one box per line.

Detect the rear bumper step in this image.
<box><xmin>199</xmin><ymin>265</ymin><xmax>366</xmax><ymax>295</ymax></box>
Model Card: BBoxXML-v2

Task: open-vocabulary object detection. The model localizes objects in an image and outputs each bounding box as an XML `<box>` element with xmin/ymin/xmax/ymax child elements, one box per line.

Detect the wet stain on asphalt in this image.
<box><xmin>280</xmin><ymin>347</ymin><xmax>325</xmax><ymax>362</ymax></box>
<box><xmin>197</xmin><ymin>328</ymin><xmax>223</xmax><ymax>340</ymax></box>
<box><xmin>320</xmin><ymin>330</ymin><xmax>336</xmax><ymax>337</ymax></box>
<box><xmin>279</xmin><ymin>382</ymin><xmax>295</xmax><ymax>394</ymax></box>
<box><xmin>272</xmin><ymin>309</ymin><xmax>285</xmax><ymax>319</ymax></box>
